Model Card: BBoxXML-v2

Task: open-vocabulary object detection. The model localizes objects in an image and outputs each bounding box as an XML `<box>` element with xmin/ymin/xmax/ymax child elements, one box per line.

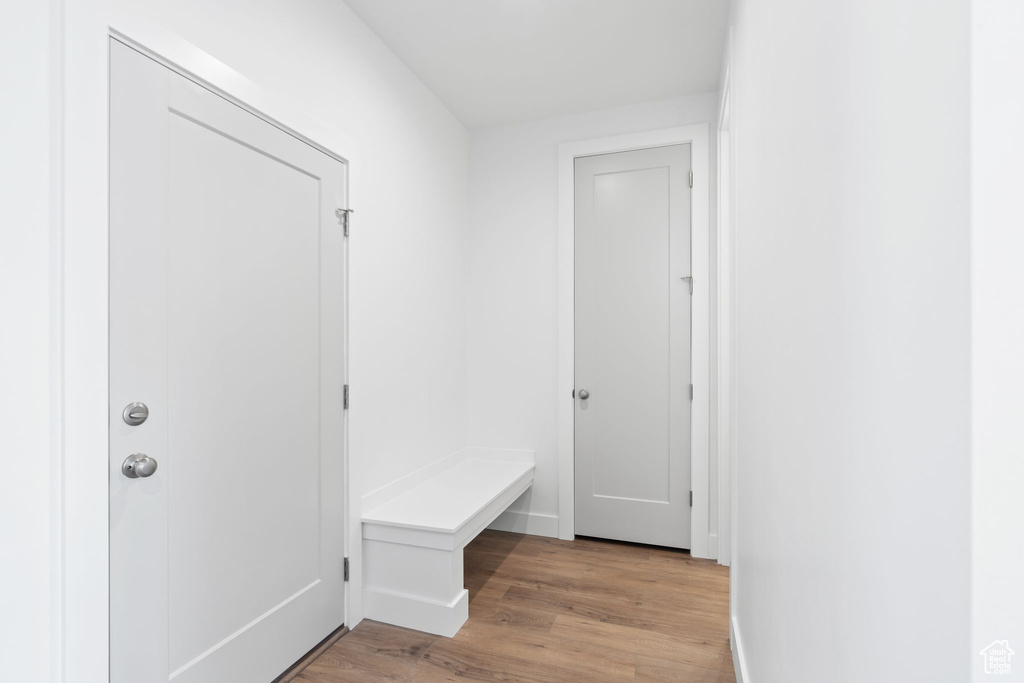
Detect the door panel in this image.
<box><xmin>110</xmin><ymin>39</ymin><xmax>346</xmax><ymax>683</ymax></box>
<box><xmin>166</xmin><ymin>103</ymin><xmax>322</xmax><ymax>673</ymax></box>
<box><xmin>574</xmin><ymin>144</ymin><xmax>691</xmax><ymax>549</ymax></box>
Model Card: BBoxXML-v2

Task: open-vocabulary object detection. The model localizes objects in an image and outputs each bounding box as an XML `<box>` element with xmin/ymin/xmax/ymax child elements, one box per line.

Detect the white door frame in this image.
<box><xmin>557</xmin><ymin>124</ymin><xmax>712</xmax><ymax>558</ymax></box>
<box><xmin>717</xmin><ymin>65</ymin><xmax>734</xmax><ymax>568</ymax></box>
<box><xmin>60</xmin><ymin>11</ymin><xmax>362</xmax><ymax>681</ymax></box>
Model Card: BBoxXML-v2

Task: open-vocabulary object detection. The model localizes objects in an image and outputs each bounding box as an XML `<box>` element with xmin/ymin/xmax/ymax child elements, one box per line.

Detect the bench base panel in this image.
<box><xmin>362</xmin><ymin>587</ymin><xmax>469</xmax><ymax>638</ymax></box>
<box><xmin>360</xmin><ymin>452</ymin><xmax>535</xmax><ymax>638</ymax></box>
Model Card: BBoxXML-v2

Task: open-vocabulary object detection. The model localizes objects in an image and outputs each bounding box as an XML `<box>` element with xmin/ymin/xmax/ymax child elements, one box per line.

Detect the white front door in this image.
<box><xmin>574</xmin><ymin>144</ymin><xmax>692</xmax><ymax>549</ymax></box>
<box><xmin>109</xmin><ymin>40</ymin><xmax>347</xmax><ymax>683</ymax></box>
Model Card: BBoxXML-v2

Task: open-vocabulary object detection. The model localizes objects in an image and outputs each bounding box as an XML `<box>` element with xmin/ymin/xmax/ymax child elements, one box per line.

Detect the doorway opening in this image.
<box><xmin>556</xmin><ymin>125</ymin><xmax>712</xmax><ymax>557</ymax></box>
<box><xmin>573</xmin><ymin>143</ymin><xmax>693</xmax><ymax>549</ymax></box>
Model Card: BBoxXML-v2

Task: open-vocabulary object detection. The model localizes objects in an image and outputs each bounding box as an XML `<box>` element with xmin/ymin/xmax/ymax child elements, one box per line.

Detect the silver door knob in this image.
<box><xmin>122</xmin><ymin>453</ymin><xmax>158</xmax><ymax>479</ymax></box>
<box><xmin>578</xmin><ymin>389</ymin><xmax>590</xmax><ymax>400</ymax></box>
<box><xmin>122</xmin><ymin>402</ymin><xmax>149</xmax><ymax>426</ymax></box>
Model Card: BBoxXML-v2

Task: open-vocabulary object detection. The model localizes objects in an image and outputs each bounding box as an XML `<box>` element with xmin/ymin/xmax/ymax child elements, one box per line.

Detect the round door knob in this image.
<box><xmin>122</xmin><ymin>402</ymin><xmax>149</xmax><ymax>426</ymax></box>
<box><xmin>122</xmin><ymin>453</ymin><xmax>158</xmax><ymax>479</ymax></box>
<box><xmin>578</xmin><ymin>389</ymin><xmax>590</xmax><ymax>400</ymax></box>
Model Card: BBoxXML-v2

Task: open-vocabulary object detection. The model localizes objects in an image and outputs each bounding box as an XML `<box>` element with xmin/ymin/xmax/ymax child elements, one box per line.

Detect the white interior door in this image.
<box><xmin>574</xmin><ymin>144</ymin><xmax>692</xmax><ymax>549</ymax></box>
<box><xmin>109</xmin><ymin>40</ymin><xmax>347</xmax><ymax>683</ymax></box>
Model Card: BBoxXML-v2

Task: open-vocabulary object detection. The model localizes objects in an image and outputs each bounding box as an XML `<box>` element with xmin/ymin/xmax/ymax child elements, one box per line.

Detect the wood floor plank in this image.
<box><xmin>498</xmin><ymin>583</ymin><xmax>728</xmax><ymax>644</ymax></box>
<box><xmin>417</xmin><ymin>637</ymin><xmax>635</xmax><ymax>683</ymax></box>
<box><xmin>275</xmin><ymin>626</ymin><xmax>348</xmax><ymax>682</ymax></box>
<box><xmin>296</xmin><ymin>621</ymin><xmax>436</xmax><ymax>682</ymax></box>
<box><xmin>548</xmin><ymin>613</ymin><xmax>732</xmax><ymax>669</ymax></box>
<box><xmin>306</xmin><ymin>530</ymin><xmax>735</xmax><ymax>682</ymax></box>
<box><xmin>634</xmin><ymin>654</ymin><xmax>734</xmax><ymax>683</ymax></box>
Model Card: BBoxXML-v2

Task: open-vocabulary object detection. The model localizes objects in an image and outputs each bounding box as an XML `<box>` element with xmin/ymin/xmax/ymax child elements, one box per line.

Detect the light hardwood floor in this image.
<box><xmin>297</xmin><ymin>530</ymin><xmax>735</xmax><ymax>682</ymax></box>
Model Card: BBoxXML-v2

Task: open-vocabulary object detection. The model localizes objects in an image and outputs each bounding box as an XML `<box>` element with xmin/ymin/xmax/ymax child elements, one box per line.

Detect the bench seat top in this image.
<box><xmin>362</xmin><ymin>458</ymin><xmax>534</xmax><ymax>536</ymax></box>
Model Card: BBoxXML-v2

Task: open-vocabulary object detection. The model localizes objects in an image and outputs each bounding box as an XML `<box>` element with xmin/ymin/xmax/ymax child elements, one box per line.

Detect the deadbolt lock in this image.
<box><xmin>122</xmin><ymin>402</ymin><xmax>149</xmax><ymax>426</ymax></box>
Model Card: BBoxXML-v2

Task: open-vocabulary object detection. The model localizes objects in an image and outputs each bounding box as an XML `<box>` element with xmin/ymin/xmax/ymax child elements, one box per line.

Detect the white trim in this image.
<box><xmin>107</xmin><ymin>13</ymin><xmax>360</xmax><ymax>165</ymax></box>
<box><xmin>61</xmin><ymin>13</ymin><xmax>363</xmax><ymax>681</ymax></box>
<box><xmin>488</xmin><ymin>510</ymin><xmax>560</xmax><ymax>538</ymax></box>
<box><xmin>716</xmin><ymin>58</ymin><xmax>734</xmax><ymax>568</ymax></box>
<box><xmin>557</xmin><ymin>124</ymin><xmax>712</xmax><ymax>557</ymax></box>
<box><xmin>61</xmin><ymin>1</ymin><xmax>111</xmax><ymax>678</ymax></box>
<box><xmin>731</xmin><ymin>616</ymin><xmax>750</xmax><ymax>683</ymax></box>
<box><xmin>362</xmin><ymin>587</ymin><xmax>469</xmax><ymax>639</ymax></box>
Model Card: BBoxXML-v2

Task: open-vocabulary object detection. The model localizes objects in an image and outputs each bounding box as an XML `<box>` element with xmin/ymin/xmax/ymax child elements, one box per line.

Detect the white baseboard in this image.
<box><xmin>731</xmin><ymin>616</ymin><xmax>749</xmax><ymax>683</ymax></box>
<box><xmin>487</xmin><ymin>509</ymin><xmax>560</xmax><ymax>538</ymax></box>
<box><xmin>709</xmin><ymin>532</ymin><xmax>719</xmax><ymax>559</ymax></box>
<box><xmin>363</xmin><ymin>587</ymin><xmax>469</xmax><ymax>638</ymax></box>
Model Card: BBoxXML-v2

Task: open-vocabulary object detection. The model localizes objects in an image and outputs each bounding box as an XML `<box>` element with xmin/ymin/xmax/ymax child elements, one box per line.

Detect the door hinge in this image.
<box><xmin>688</xmin><ymin>170</ymin><xmax>693</xmax><ymax>188</ymax></box>
<box><xmin>343</xmin><ymin>384</ymin><xmax>350</xmax><ymax>410</ymax></box>
<box><xmin>689</xmin><ymin>491</ymin><xmax>693</xmax><ymax>507</ymax></box>
<box><xmin>689</xmin><ymin>384</ymin><xmax>693</xmax><ymax>401</ymax></box>
<box><xmin>681</xmin><ymin>276</ymin><xmax>693</xmax><ymax>294</ymax></box>
<box><xmin>335</xmin><ymin>208</ymin><xmax>354</xmax><ymax>237</ymax></box>
<box><xmin>343</xmin><ymin>557</ymin><xmax>350</xmax><ymax>581</ymax></box>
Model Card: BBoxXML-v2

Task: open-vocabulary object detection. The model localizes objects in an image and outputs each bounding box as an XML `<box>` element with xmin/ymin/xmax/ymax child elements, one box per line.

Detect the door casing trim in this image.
<box><xmin>557</xmin><ymin>124</ymin><xmax>712</xmax><ymax>557</ymax></box>
<box><xmin>61</xmin><ymin>12</ymin><xmax>363</xmax><ymax>681</ymax></box>
<box><xmin>717</xmin><ymin>57</ymin><xmax>734</xmax><ymax>569</ymax></box>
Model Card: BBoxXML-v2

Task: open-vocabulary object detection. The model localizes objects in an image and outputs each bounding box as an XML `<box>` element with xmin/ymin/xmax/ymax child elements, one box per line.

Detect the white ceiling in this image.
<box><xmin>342</xmin><ymin>0</ymin><xmax>730</xmax><ymax>130</ymax></box>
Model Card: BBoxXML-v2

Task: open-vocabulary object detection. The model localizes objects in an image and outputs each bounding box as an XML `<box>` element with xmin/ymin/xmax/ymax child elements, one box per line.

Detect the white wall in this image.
<box><xmin>0</xmin><ymin>2</ymin><xmax>57</xmax><ymax>679</ymax></box>
<box><xmin>971</xmin><ymin>1</ymin><xmax>1024</xmax><ymax>680</ymax></box>
<box><xmin>467</xmin><ymin>94</ymin><xmax>718</xmax><ymax>536</ymax></box>
<box><xmin>726</xmin><ymin>1</ymin><xmax>971</xmax><ymax>681</ymax></box>
<box><xmin>114</xmin><ymin>0</ymin><xmax>472</xmax><ymax>498</ymax></box>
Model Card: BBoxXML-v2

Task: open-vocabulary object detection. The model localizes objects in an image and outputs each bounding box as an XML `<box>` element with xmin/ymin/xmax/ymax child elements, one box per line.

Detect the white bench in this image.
<box><xmin>361</xmin><ymin>451</ymin><xmax>535</xmax><ymax>637</ymax></box>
